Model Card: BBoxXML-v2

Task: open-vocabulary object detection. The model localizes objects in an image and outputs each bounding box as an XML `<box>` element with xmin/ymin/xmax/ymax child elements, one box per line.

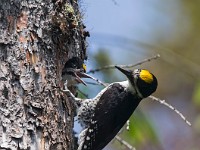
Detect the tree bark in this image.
<box><xmin>0</xmin><ymin>0</ymin><xmax>88</xmax><ymax>149</ymax></box>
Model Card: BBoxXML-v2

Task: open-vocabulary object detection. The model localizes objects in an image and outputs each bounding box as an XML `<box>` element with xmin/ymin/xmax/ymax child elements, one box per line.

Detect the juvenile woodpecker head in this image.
<box><xmin>62</xmin><ymin>57</ymin><xmax>91</xmax><ymax>86</ymax></box>
<box><xmin>115</xmin><ymin>66</ymin><xmax>157</xmax><ymax>98</ymax></box>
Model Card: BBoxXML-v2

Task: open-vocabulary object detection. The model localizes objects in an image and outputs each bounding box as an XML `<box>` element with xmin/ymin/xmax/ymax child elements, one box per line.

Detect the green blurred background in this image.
<box><xmin>77</xmin><ymin>0</ymin><xmax>200</xmax><ymax>150</ymax></box>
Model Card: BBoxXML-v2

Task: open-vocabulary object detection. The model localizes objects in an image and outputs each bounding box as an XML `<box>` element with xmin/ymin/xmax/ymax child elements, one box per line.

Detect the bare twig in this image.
<box><xmin>83</xmin><ymin>74</ymin><xmax>108</xmax><ymax>87</ymax></box>
<box><xmin>149</xmin><ymin>95</ymin><xmax>192</xmax><ymax>126</ymax></box>
<box><xmin>87</xmin><ymin>54</ymin><xmax>160</xmax><ymax>74</ymax></box>
<box><xmin>115</xmin><ymin>135</ymin><xmax>136</xmax><ymax>150</ymax></box>
<box><xmin>85</xmin><ymin>81</ymin><xmax>101</xmax><ymax>86</ymax></box>
<box><xmin>113</xmin><ymin>127</ymin><xmax>135</xmax><ymax>150</ymax></box>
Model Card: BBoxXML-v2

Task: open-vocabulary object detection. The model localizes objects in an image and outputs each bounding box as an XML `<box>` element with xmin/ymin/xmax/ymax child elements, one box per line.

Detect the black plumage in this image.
<box><xmin>76</xmin><ymin>66</ymin><xmax>157</xmax><ymax>150</ymax></box>
<box><xmin>79</xmin><ymin>83</ymin><xmax>142</xmax><ymax>150</ymax></box>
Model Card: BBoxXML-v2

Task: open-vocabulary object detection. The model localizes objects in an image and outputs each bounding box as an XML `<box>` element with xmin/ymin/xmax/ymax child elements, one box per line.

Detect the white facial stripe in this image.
<box><xmin>134</xmin><ymin>69</ymin><xmax>140</xmax><ymax>74</ymax></box>
<box><xmin>133</xmin><ymin>76</ymin><xmax>143</xmax><ymax>99</ymax></box>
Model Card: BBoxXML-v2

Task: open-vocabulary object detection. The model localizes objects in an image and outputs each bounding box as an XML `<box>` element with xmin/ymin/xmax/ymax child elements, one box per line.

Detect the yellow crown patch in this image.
<box><xmin>82</xmin><ymin>64</ymin><xmax>87</xmax><ymax>72</ymax></box>
<box><xmin>139</xmin><ymin>70</ymin><xmax>153</xmax><ymax>84</ymax></box>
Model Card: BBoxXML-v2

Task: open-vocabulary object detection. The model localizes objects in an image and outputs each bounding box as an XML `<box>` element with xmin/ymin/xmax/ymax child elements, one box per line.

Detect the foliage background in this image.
<box><xmin>77</xmin><ymin>0</ymin><xmax>200</xmax><ymax>150</ymax></box>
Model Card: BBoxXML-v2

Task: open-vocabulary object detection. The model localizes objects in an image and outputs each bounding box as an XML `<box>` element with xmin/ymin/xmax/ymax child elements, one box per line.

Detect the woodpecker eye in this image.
<box><xmin>134</xmin><ymin>69</ymin><xmax>141</xmax><ymax>75</ymax></box>
<box><xmin>139</xmin><ymin>69</ymin><xmax>154</xmax><ymax>84</ymax></box>
<box><xmin>135</xmin><ymin>69</ymin><xmax>158</xmax><ymax>98</ymax></box>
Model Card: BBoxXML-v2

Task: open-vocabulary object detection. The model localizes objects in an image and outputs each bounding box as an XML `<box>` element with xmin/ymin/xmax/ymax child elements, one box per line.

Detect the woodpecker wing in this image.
<box><xmin>78</xmin><ymin>83</ymin><xmax>142</xmax><ymax>150</ymax></box>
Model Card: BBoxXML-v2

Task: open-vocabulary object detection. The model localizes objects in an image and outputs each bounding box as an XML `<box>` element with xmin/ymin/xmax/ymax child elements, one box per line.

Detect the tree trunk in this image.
<box><xmin>0</xmin><ymin>0</ymin><xmax>89</xmax><ymax>149</ymax></box>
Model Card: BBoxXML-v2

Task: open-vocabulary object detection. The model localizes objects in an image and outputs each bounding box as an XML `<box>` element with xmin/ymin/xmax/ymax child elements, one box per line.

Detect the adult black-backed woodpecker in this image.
<box><xmin>65</xmin><ymin>66</ymin><xmax>158</xmax><ymax>150</ymax></box>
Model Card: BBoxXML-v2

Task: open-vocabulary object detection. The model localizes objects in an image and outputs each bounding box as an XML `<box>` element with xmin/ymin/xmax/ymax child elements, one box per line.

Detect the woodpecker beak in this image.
<box><xmin>115</xmin><ymin>66</ymin><xmax>132</xmax><ymax>79</ymax></box>
<box><xmin>75</xmin><ymin>71</ymin><xmax>93</xmax><ymax>86</ymax></box>
<box><xmin>62</xmin><ymin>68</ymin><xmax>93</xmax><ymax>86</ymax></box>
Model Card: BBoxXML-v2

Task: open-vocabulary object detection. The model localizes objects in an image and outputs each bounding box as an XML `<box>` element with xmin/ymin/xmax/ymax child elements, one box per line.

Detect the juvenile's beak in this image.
<box><xmin>115</xmin><ymin>66</ymin><xmax>132</xmax><ymax>79</ymax></box>
<box><xmin>62</xmin><ymin>67</ymin><xmax>93</xmax><ymax>86</ymax></box>
<box><xmin>75</xmin><ymin>70</ymin><xmax>93</xmax><ymax>86</ymax></box>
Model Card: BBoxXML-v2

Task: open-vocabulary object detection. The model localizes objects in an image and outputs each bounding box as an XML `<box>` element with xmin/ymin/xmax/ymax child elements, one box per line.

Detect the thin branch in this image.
<box><xmin>87</xmin><ymin>54</ymin><xmax>160</xmax><ymax>74</ymax></box>
<box><xmin>85</xmin><ymin>81</ymin><xmax>109</xmax><ymax>86</ymax></box>
<box><xmin>115</xmin><ymin>135</ymin><xmax>136</xmax><ymax>150</ymax></box>
<box><xmin>149</xmin><ymin>95</ymin><xmax>192</xmax><ymax>126</ymax></box>
<box><xmin>112</xmin><ymin>124</ymin><xmax>134</xmax><ymax>150</ymax></box>
<box><xmin>85</xmin><ymin>81</ymin><xmax>101</xmax><ymax>86</ymax></box>
<box><xmin>83</xmin><ymin>74</ymin><xmax>109</xmax><ymax>87</ymax></box>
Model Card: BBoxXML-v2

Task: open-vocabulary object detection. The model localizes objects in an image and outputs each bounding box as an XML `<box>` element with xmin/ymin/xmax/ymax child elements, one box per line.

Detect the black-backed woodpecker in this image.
<box><xmin>65</xmin><ymin>65</ymin><xmax>158</xmax><ymax>150</ymax></box>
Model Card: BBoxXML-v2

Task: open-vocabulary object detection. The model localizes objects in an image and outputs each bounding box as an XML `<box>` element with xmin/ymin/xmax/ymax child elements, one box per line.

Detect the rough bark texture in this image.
<box><xmin>0</xmin><ymin>0</ymin><xmax>89</xmax><ymax>149</ymax></box>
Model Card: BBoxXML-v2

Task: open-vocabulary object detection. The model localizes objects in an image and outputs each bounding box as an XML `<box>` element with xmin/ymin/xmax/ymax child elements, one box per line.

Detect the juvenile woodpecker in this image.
<box><xmin>62</xmin><ymin>57</ymin><xmax>91</xmax><ymax>86</ymax></box>
<box><xmin>65</xmin><ymin>66</ymin><xmax>158</xmax><ymax>150</ymax></box>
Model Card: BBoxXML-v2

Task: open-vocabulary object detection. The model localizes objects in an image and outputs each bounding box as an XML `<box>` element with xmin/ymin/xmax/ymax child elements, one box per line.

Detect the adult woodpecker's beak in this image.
<box><xmin>115</xmin><ymin>66</ymin><xmax>133</xmax><ymax>79</ymax></box>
